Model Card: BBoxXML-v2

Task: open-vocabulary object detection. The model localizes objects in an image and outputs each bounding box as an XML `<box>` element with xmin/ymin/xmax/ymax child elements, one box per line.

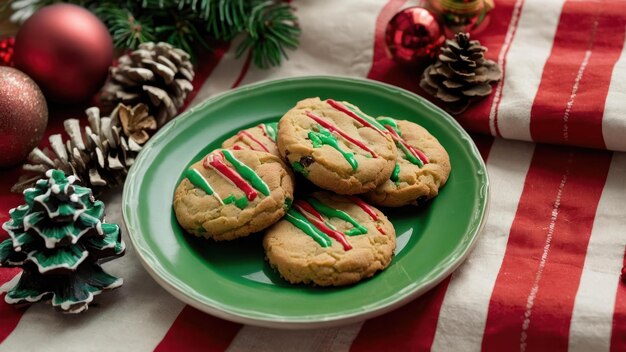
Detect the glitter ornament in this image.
<box><xmin>0</xmin><ymin>66</ymin><xmax>48</xmax><ymax>168</ymax></box>
<box><xmin>385</xmin><ymin>7</ymin><xmax>445</xmax><ymax>66</ymax></box>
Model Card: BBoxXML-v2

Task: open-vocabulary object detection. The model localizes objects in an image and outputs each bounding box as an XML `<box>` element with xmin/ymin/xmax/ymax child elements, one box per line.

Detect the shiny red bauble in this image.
<box><xmin>13</xmin><ymin>4</ymin><xmax>113</xmax><ymax>104</ymax></box>
<box><xmin>385</xmin><ymin>7</ymin><xmax>445</xmax><ymax>66</ymax></box>
<box><xmin>0</xmin><ymin>67</ymin><xmax>48</xmax><ymax>168</ymax></box>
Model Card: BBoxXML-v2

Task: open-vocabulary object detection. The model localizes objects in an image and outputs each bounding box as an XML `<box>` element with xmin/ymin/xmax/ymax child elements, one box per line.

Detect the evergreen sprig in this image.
<box><xmin>3</xmin><ymin>0</ymin><xmax>300</xmax><ymax>69</ymax></box>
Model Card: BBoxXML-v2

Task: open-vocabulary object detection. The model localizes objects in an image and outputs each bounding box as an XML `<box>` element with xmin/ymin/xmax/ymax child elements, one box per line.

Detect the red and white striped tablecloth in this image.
<box><xmin>2</xmin><ymin>1</ymin><xmax>626</xmax><ymax>351</ymax></box>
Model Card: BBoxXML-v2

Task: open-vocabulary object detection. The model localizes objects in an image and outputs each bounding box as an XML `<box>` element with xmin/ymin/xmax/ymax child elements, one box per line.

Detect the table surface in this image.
<box><xmin>1</xmin><ymin>1</ymin><xmax>626</xmax><ymax>351</ymax></box>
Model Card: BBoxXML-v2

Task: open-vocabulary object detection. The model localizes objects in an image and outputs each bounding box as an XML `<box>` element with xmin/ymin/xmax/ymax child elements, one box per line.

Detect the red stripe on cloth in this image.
<box><xmin>610</xmin><ymin>247</ymin><xmax>626</xmax><ymax>352</ymax></box>
<box><xmin>180</xmin><ymin>42</ymin><xmax>230</xmax><ymax>111</ymax></box>
<box><xmin>482</xmin><ymin>145</ymin><xmax>611</xmax><ymax>352</ymax></box>
<box><xmin>529</xmin><ymin>1</ymin><xmax>626</xmax><ymax>149</ymax></box>
<box><xmin>350</xmin><ymin>135</ymin><xmax>493</xmax><ymax>351</ymax></box>
<box><xmin>351</xmin><ymin>278</ymin><xmax>451</xmax><ymax>352</ymax></box>
<box><xmin>154</xmin><ymin>306</ymin><xmax>242</xmax><ymax>352</ymax></box>
<box><xmin>456</xmin><ymin>0</ymin><xmax>523</xmax><ymax>136</ymax></box>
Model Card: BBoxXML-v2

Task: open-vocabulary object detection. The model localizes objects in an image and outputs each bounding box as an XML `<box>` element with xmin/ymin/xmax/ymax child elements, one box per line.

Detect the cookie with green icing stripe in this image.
<box><xmin>263</xmin><ymin>192</ymin><xmax>396</xmax><ymax>286</ymax></box>
<box><xmin>173</xmin><ymin>149</ymin><xmax>295</xmax><ymax>241</ymax></box>
<box><xmin>277</xmin><ymin>98</ymin><xmax>397</xmax><ymax>195</ymax></box>
<box><xmin>222</xmin><ymin>122</ymin><xmax>280</xmax><ymax>157</ymax></box>
<box><xmin>364</xmin><ymin>118</ymin><xmax>450</xmax><ymax>207</ymax></box>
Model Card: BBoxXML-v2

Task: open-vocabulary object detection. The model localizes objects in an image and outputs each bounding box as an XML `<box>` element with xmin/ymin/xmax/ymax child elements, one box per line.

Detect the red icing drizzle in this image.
<box><xmin>325</xmin><ymin>98</ymin><xmax>429</xmax><ymax>165</ymax></box>
<box><xmin>295</xmin><ymin>200</ymin><xmax>325</xmax><ymax>222</ymax></box>
<box><xmin>203</xmin><ymin>152</ymin><xmax>257</xmax><ymax>201</ymax></box>
<box><xmin>305</xmin><ymin>111</ymin><xmax>378</xmax><ymax>158</ymax></box>
<box><xmin>348</xmin><ymin>196</ymin><xmax>386</xmax><ymax>235</ymax></box>
<box><xmin>349</xmin><ymin>196</ymin><xmax>378</xmax><ymax>220</ymax></box>
<box><xmin>384</xmin><ymin>125</ymin><xmax>429</xmax><ymax>165</ymax></box>
<box><xmin>326</xmin><ymin>99</ymin><xmax>387</xmax><ymax>137</ymax></box>
<box><xmin>257</xmin><ymin>124</ymin><xmax>278</xmax><ymax>145</ymax></box>
<box><xmin>238</xmin><ymin>130</ymin><xmax>270</xmax><ymax>153</ymax></box>
<box><xmin>294</xmin><ymin>200</ymin><xmax>353</xmax><ymax>251</ymax></box>
<box><xmin>233</xmin><ymin>145</ymin><xmax>244</xmax><ymax>150</ymax></box>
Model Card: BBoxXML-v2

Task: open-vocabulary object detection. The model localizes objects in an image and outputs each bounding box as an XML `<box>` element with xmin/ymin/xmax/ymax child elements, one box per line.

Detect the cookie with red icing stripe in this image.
<box><xmin>364</xmin><ymin>117</ymin><xmax>450</xmax><ymax>207</ymax></box>
<box><xmin>276</xmin><ymin>98</ymin><xmax>397</xmax><ymax>195</ymax></box>
<box><xmin>222</xmin><ymin>122</ymin><xmax>280</xmax><ymax>157</ymax></box>
<box><xmin>173</xmin><ymin>149</ymin><xmax>294</xmax><ymax>241</ymax></box>
<box><xmin>263</xmin><ymin>192</ymin><xmax>396</xmax><ymax>286</ymax></box>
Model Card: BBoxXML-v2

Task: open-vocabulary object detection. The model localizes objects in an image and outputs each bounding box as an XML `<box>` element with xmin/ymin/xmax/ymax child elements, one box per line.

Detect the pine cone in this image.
<box><xmin>118</xmin><ymin>103</ymin><xmax>157</xmax><ymax>145</ymax></box>
<box><xmin>12</xmin><ymin>105</ymin><xmax>146</xmax><ymax>193</ymax></box>
<box><xmin>420</xmin><ymin>33</ymin><xmax>502</xmax><ymax>115</ymax></box>
<box><xmin>102</xmin><ymin>42</ymin><xmax>194</xmax><ymax>127</ymax></box>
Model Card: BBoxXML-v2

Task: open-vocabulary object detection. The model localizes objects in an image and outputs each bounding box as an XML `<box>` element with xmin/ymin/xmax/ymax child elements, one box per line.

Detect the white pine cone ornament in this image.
<box><xmin>102</xmin><ymin>42</ymin><xmax>194</xmax><ymax>127</ymax></box>
<box><xmin>420</xmin><ymin>33</ymin><xmax>502</xmax><ymax>115</ymax></box>
<box><xmin>12</xmin><ymin>105</ymin><xmax>147</xmax><ymax>193</ymax></box>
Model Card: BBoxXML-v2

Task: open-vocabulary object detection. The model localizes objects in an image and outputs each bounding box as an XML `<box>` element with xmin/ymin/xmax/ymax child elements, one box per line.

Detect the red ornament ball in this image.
<box><xmin>385</xmin><ymin>7</ymin><xmax>445</xmax><ymax>66</ymax></box>
<box><xmin>13</xmin><ymin>4</ymin><xmax>113</xmax><ymax>104</ymax></box>
<box><xmin>0</xmin><ymin>67</ymin><xmax>48</xmax><ymax>168</ymax></box>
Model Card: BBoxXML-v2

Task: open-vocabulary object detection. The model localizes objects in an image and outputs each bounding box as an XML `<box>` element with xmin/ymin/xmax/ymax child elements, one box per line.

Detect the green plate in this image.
<box><xmin>123</xmin><ymin>76</ymin><xmax>489</xmax><ymax>329</ymax></box>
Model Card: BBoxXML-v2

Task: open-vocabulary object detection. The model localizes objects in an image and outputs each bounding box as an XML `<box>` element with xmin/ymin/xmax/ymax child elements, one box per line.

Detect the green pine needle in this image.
<box><xmin>4</xmin><ymin>0</ymin><xmax>300</xmax><ymax>69</ymax></box>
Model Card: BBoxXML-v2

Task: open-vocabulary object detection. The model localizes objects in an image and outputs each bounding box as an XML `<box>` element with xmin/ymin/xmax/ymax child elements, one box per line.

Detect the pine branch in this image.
<box><xmin>3</xmin><ymin>0</ymin><xmax>300</xmax><ymax>69</ymax></box>
<box><xmin>237</xmin><ymin>1</ymin><xmax>300</xmax><ymax>69</ymax></box>
<box><xmin>95</xmin><ymin>4</ymin><xmax>156</xmax><ymax>49</ymax></box>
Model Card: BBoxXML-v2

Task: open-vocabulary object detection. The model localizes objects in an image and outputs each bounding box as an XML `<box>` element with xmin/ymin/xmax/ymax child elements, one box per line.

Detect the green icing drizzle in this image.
<box><xmin>377</xmin><ymin>116</ymin><xmax>423</xmax><ymax>167</ymax></box>
<box><xmin>346</xmin><ymin>104</ymin><xmax>387</xmax><ymax>131</ymax></box>
<box><xmin>307</xmin><ymin>198</ymin><xmax>367</xmax><ymax>236</ymax></box>
<box><xmin>377</xmin><ymin>116</ymin><xmax>401</xmax><ymax>136</ymax></box>
<box><xmin>284</xmin><ymin>197</ymin><xmax>293</xmax><ymax>210</ymax></box>
<box><xmin>292</xmin><ymin>162</ymin><xmax>308</xmax><ymax>176</ymax></box>
<box><xmin>391</xmin><ymin>163</ymin><xmax>401</xmax><ymax>183</ymax></box>
<box><xmin>398</xmin><ymin>143</ymin><xmax>424</xmax><ymax>167</ymax></box>
<box><xmin>285</xmin><ymin>209</ymin><xmax>332</xmax><ymax>247</ymax></box>
<box><xmin>263</xmin><ymin>122</ymin><xmax>278</xmax><ymax>141</ymax></box>
<box><xmin>308</xmin><ymin>126</ymin><xmax>358</xmax><ymax>171</ymax></box>
<box><xmin>221</xmin><ymin>149</ymin><xmax>270</xmax><ymax>196</ymax></box>
<box><xmin>223</xmin><ymin>194</ymin><xmax>249</xmax><ymax>208</ymax></box>
<box><xmin>185</xmin><ymin>168</ymin><xmax>216</xmax><ymax>195</ymax></box>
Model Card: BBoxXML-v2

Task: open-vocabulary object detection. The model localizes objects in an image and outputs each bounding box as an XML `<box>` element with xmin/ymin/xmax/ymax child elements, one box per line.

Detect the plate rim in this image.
<box><xmin>122</xmin><ymin>75</ymin><xmax>490</xmax><ymax>329</ymax></box>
